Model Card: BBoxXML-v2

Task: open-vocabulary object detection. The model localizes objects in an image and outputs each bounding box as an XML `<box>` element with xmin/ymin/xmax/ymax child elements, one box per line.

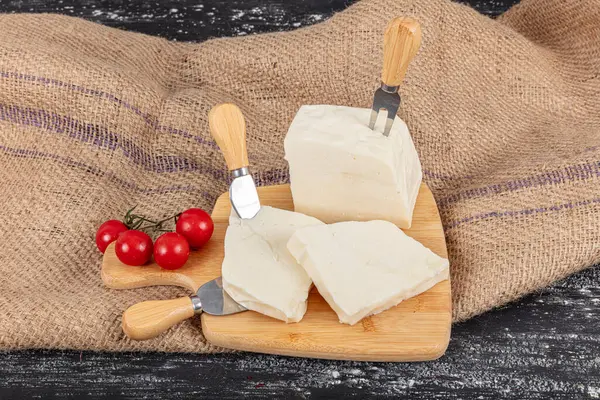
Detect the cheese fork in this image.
<box><xmin>369</xmin><ymin>17</ymin><xmax>421</xmax><ymax>136</ymax></box>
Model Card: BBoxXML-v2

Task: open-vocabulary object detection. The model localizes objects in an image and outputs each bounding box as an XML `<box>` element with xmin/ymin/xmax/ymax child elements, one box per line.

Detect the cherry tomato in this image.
<box><xmin>115</xmin><ymin>230</ymin><xmax>153</xmax><ymax>266</ymax></box>
<box><xmin>176</xmin><ymin>208</ymin><xmax>214</xmax><ymax>249</ymax></box>
<box><xmin>95</xmin><ymin>220</ymin><xmax>128</xmax><ymax>253</ymax></box>
<box><xmin>153</xmin><ymin>232</ymin><xmax>190</xmax><ymax>270</ymax></box>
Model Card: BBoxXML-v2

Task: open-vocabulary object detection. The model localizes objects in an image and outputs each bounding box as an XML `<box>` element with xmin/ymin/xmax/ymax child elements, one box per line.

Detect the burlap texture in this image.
<box><xmin>0</xmin><ymin>0</ymin><xmax>599</xmax><ymax>352</ymax></box>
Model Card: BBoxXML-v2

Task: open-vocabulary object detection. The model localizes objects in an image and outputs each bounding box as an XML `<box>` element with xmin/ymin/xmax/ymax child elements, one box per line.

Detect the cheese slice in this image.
<box><xmin>221</xmin><ymin>206</ymin><xmax>324</xmax><ymax>323</ymax></box>
<box><xmin>287</xmin><ymin>220</ymin><xmax>449</xmax><ymax>325</ymax></box>
<box><xmin>284</xmin><ymin>105</ymin><xmax>422</xmax><ymax>228</ymax></box>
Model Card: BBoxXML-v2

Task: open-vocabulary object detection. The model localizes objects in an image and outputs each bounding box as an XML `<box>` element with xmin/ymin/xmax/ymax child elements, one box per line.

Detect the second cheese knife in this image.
<box><xmin>369</xmin><ymin>17</ymin><xmax>421</xmax><ymax>136</ymax></box>
<box><xmin>209</xmin><ymin>103</ymin><xmax>261</xmax><ymax>219</ymax></box>
<box><xmin>122</xmin><ymin>277</ymin><xmax>246</xmax><ymax>341</ymax></box>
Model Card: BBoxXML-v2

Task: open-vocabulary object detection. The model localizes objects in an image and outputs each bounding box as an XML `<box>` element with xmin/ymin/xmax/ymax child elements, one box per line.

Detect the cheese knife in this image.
<box><xmin>209</xmin><ymin>103</ymin><xmax>261</xmax><ymax>219</ymax></box>
<box><xmin>122</xmin><ymin>103</ymin><xmax>259</xmax><ymax>341</ymax></box>
<box><xmin>122</xmin><ymin>277</ymin><xmax>246</xmax><ymax>341</ymax></box>
<box><xmin>369</xmin><ymin>17</ymin><xmax>421</xmax><ymax>136</ymax></box>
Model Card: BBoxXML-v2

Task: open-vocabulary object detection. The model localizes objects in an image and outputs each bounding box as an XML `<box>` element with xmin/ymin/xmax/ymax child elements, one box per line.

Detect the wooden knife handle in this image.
<box><xmin>122</xmin><ymin>297</ymin><xmax>196</xmax><ymax>341</ymax></box>
<box><xmin>209</xmin><ymin>103</ymin><xmax>249</xmax><ymax>171</ymax></box>
<box><xmin>381</xmin><ymin>17</ymin><xmax>421</xmax><ymax>87</ymax></box>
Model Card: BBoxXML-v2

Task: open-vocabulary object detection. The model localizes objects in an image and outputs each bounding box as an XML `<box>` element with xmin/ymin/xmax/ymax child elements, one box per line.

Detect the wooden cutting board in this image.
<box><xmin>102</xmin><ymin>183</ymin><xmax>451</xmax><ymax>362</ymax></box>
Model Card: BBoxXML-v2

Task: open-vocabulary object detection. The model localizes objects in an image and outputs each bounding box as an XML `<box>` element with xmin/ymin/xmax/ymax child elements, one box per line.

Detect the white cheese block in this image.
<box><xmin>287</xmin><ymin>220</ymin><xmax>449</xmax><ymax>325</ymax></box>
<box><xmin>221</xmin><ymin>206</ymin><xmax>324</xmax><ymax>323</ymax></box>
<box><xmin>284</xmin><ymin>105</ymin><xmax>423</xmax><ymax>228</ymax></box>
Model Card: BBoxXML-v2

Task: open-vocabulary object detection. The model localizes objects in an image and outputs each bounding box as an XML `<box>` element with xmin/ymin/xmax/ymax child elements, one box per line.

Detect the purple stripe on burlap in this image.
<box><xmin>0</xmin><ymin>103</ymin><xmax>229</xmax><ymax>179</ymax></box>
<box><xmin>7</xmin><ymin>69</ymin><xmax>600</xmax><ymax>192</ymax></box>
<box><xmin>4</xmin><ymin>137</ymin><xmax>599</xmax><ymax>231</ymax></box>
<box><xmin>446</xmin><ymin>197</ymin><xmax>600</xmax><ymax>230</ymax></box>
<box><xmin>425</xmin><ymin>147</ymin><xmax>600</xmax><ymax>183</ymax></box>
<box><xmin>0</xmin><ymin>103</ymin><xmax>290</xmax><ymax>185</ymax></box>
<box><xmin>6</xmin><ymin>98</ymin><xmax>600</xmax><ymax>219</ymax></box>
<box><xmin>0</xmin><ymin>71</ymin><xmax>216</xmax><ymax>148</ymax></box>
<box><xmin>0</xmin><ymin>144</ymin><xmax>215</xmax><ymax>200</ymax></box>
<box><xmin>423</xmin><ymin>170</ymin><xmax>475</xmax><ymax>181</ymax></box>
<box><xmin>438</xmin><ymin>161</ymin><xmax>600</xmax><ymax>208</ymax></box>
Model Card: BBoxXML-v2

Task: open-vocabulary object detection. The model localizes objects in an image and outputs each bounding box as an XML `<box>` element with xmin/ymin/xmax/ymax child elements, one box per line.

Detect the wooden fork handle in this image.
<box><xmin>381</xmin><ymin>17</ymin><xmax>422</xmax><ymax>87</ymax></box>
<box><xmin>122</xmin><ymin>297</ymin><xmax>197</xmax><ymax>341</ymax></box>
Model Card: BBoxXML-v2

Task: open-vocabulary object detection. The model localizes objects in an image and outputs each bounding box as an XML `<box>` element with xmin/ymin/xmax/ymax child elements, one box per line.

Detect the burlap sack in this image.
<box><xmin>0</xmin><ymin>0</ymin><xmax>598</xmax><ymax>352</ymax></box>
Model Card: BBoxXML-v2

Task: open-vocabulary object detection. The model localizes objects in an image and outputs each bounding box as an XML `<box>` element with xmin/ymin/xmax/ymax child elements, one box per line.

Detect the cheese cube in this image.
<box><xmin>221</xmin><ymin>206</ymin><xmax>324</xmax><ymax>323</ymax></box>
<box><xmin>287</xmin><ymin>220</ymin><xmax>449</xmax><ymax>325</ymax></box>
<box><xmin>284</xmin><ymin>105</ymin><xmax>422</xmax><ymax>228</ymax></box>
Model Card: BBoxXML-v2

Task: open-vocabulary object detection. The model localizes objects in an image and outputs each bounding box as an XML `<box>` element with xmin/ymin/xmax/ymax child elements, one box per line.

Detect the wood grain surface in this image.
<box><xmin>103</xmin><ymin>184</ymin><xmax>451</xmax><ymax>360</ymax></box>
<box><xmin>4</xmin><ymin>1</ymin><xmax>599</xmax><ymax>400</ymax></box>
<box><xmin>101</xmin><ymin>225</ymin><xmax>228</xmax><ymax>293</ymax></box>
<box><xmin>203</xmin><ymin>184</ymin><xmax>451</xmax><ymax>361</ymax></box>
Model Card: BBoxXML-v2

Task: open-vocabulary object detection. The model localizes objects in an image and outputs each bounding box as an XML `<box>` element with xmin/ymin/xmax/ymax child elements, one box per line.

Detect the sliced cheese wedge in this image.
<box><xmin>222</xmin><ymin>206</ymin><xmax>324</xmax><ymax>323</ymax></box>
<box><xmin>287</xmin><ymin>220</ymin><xmax>449</xmax><ymax>325</ymax></box>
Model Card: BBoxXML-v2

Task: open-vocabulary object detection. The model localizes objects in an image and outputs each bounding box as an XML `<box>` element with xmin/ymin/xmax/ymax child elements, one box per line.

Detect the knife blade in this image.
<box><xmin>369</xmin><ymin>17</ymin><xmax>421</xmax><ymax>136</ymax></box>
<box><xmin>197</xmin><ymin>277</ymin><xmax>247</xmax><ymax>315</ymax></box>
<box><xmin>209</xmin><ymin>103</ymin><xmax>261</xmax><ymax>220</ymax></box>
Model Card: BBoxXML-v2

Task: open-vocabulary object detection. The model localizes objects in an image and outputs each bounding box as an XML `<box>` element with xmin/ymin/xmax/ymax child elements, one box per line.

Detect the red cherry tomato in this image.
<box><xmin>95</xmin><ymin>220</ymin><xmax>128</xmax><ymax>253</ymax></box>
<box><xmin>176</xmin><ymin>208</ymin><xmax>214</xmax><ymax>249</ymax></box>
<box><xmin>115</xmin><ymin>230</ymin><xmax>153</xmax><ymax>266</ymax></box>
<box><xmin>153</xmin><ymin>232</ymin><xmax>190</xmax><ymax>270</ymax></box>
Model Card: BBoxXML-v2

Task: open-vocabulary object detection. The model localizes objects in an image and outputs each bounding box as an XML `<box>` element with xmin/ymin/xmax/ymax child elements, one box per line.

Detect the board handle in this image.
<box><xmin>381</xmin><ymin>17</ymin><xmax>421</xmax><ymax>87</ymax></box>
<box><xmin>122</xmin><ymin>297</ymin><xmax>196</xmax><ymax>340</ymax></box>
<box><xmin>101</xmin><ymin>243</ymin><xmax>198</xmax><ymax>292</ymax></box>
<box><xmin>209</xmin><ymin>103</ymin><xmax>249</xmax><ymax>171</ymax></box>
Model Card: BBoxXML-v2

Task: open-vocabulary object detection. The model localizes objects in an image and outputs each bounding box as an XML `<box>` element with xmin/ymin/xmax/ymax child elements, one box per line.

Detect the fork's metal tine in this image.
<box><xmin>369</xmin><ymin>108</ymin><xmax>378</xmax><ymax>130</ymax></box>
<box><xmin>383</xmin><ymin>116</ymin><xmax>394</xmax><ymax>137</ymax></box>
<box><xmin>369</xmin><ymin>87</ymin><xmax>400</xmax><ymax>135</ymax></box>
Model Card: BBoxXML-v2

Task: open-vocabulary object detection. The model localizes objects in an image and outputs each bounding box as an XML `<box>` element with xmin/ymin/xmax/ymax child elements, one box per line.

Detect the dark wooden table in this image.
<box><xmin>3</xmin><ymin>1</ymin><xmax>600</xmax><ymax>399</ymax></box>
